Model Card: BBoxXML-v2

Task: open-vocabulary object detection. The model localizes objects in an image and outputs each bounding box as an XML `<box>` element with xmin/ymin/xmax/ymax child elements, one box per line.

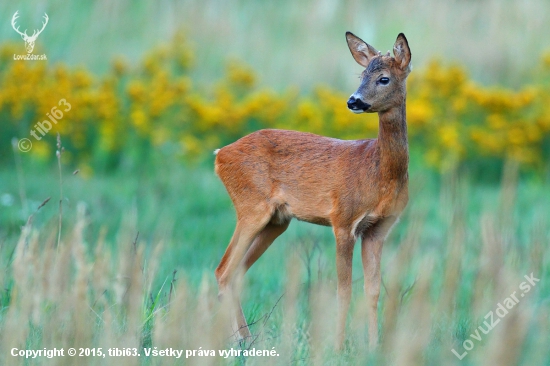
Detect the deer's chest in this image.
<box><xmin>374</xmin><ymin>178</ymin><xmax>409</xmax><ymax>216</ymax></box>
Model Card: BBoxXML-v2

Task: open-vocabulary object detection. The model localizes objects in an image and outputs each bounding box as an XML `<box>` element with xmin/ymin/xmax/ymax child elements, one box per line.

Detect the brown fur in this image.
<box><xmin>214</xmin><ymin>32</ymin><xmax>412</xmax><ymax>350</ymax></box>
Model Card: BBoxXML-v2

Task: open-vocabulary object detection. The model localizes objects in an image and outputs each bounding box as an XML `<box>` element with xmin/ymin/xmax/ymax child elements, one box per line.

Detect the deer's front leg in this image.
<box><xmin>361</xmin><ymin>216</ymin><xmax>396</xmax><ymax>349</ymax></box>
<box><xmin>334</xmin><ymin>227</ymin><xmax>356</xmax><ymax>350</ymax></box>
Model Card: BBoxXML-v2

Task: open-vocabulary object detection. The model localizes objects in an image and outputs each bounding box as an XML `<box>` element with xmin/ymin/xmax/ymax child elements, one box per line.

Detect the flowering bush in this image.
<box><xmin>1</xmin><ymin>33</ymin><xmax>549</xmax><ymax>174</ymax></box>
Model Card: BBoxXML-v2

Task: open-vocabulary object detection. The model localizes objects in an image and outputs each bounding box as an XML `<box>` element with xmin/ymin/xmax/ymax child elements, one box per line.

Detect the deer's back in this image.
<box><xmin>215</xmin><ymin>129</ymin><xmax>404</xmax><ymax>225</ymax></box>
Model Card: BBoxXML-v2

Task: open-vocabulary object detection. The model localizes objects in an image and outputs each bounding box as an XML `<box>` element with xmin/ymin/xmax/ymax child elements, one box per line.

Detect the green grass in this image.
<box><xmin>0</xmin><ymin>152</ymin><xmax>549</xmax><ymax>364</ymax></box>
<box><xmin>0</xmin><ymin>156</ymin><xmax>542</xmax><ymax>290</ymax></box>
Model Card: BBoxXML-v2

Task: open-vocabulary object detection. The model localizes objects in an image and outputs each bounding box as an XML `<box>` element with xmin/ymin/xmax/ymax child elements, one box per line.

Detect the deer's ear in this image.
<box><xmin>393</xmin><ymin>33</ymin><xmax>411</xmax><ymax>72</ymax></box>
<box><xmin>346</xmin><ymin>32</ymin><xmax>378</xmax><ymax>68</ymax></box>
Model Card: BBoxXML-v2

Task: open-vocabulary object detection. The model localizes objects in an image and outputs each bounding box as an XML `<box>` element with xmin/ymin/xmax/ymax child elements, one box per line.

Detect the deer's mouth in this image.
<box><xmin>350</xmin><ymin>107</ymin><xmax>369</xmax><ymax>114</ymax></box>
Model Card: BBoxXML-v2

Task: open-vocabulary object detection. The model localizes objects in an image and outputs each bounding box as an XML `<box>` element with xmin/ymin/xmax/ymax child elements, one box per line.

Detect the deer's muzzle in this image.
<box><xmin>347</xmin><ymin>96</ymin><xmax>371</xmax><ymax>113</ymax></box>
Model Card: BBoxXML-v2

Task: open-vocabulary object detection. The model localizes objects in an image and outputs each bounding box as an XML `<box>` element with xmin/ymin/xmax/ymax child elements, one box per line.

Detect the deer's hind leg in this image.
<box><xmin>214</xmin><ymin>204</ymin><xmax>275</xmax><ymax>339</ymax></box>
<box><xmin>242</xmin><ymin>220</ymin><xmax>290</xmax><ymax>271</ymax></box>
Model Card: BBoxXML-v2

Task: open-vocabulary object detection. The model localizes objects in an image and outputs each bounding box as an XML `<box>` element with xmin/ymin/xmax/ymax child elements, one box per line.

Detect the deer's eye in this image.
<box><xmin>378</xmin><ymin>77</ymin><xmax>390</xmax><ymax>85</ymax></box>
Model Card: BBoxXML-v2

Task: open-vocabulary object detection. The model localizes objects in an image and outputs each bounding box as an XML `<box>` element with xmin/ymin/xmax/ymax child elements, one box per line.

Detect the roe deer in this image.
<box><xmin>214</xmin><ymin>32</ymin><xmax>411</xmax><ymax>349</ymax></box>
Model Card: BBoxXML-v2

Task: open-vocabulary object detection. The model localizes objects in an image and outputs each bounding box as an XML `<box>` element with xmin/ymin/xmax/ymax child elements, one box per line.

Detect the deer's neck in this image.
<box><xmin>376</xmin><ymin>103</ymin><xmax>409</xmax><ymax>180</ymax></box>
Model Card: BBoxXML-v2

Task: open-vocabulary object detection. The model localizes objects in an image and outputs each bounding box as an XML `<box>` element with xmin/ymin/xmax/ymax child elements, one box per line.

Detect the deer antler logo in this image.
<box><xmin>11</xmin><ymin>11</ymin><xmax>49</xmax><ymax>54</ymax></box>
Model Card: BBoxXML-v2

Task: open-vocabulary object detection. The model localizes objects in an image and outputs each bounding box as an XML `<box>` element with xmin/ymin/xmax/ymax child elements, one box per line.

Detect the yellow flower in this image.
<box><xmin>131</xmin><ymin>108</ymin><xmax>149</xmax><ymax>132</ymax></box>
<box><xmin>226</xmin><ymin>60</ymin><xmax>256</xmax><ymax>89</ymax></box>
<box><xmin>452</xmin><ymin>97</ymin><xmax>467</xmax><ymax>113</ymax></box>
<box><xmin>508</xmin><ymin>128</ymin><xmax>525</xmax><ymax>146</ymax></box>
<box><xmin>487</xmin><ymin>114</ymin><xmax>507</xmax><ymax>129</ymax></box>
<box><xmin>127</xmin><ymin>81</ymin><xmax>146</xmax><ymax>103</ymax></box>
<box><xmin>439</xmin><ymin>124</ymin><xmax>460</xmax><ymax>150</ymax></box>
<box><xmin>407</xmin><ymin>100</ymin><xmax>433</xmax><ymax>128</ymax></box>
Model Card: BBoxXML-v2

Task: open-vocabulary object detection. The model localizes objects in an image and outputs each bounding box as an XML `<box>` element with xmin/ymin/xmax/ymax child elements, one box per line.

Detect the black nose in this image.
<box><xmin>347</xmin><ymin>96</ymin><xmax>371</xmax><ymax>111</ymax></box>
<box><xmin>347</xmin><ymin>96</ymin><xmax>357</xmax><ymax>108</ymax></box>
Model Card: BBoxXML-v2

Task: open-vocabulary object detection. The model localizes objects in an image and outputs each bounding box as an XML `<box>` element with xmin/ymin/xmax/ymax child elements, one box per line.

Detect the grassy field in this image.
<box><xmin>1</xmin><ymin>0</ymin><xmax>550</xmax><ymax>364</ymax></box>
<box><xmin>0</xmin><ymin>153</ymin><xmax>549</xmax><ymax>365</ymax></box>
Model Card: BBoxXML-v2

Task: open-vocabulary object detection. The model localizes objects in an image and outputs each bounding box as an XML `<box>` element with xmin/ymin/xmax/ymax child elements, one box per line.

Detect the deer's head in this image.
<box><xmin>346</xmin><ymin>32</ymin><xmax>411</xmax><ymax>114</ymax></box>
<box><xmin>11</xmin><ymin>11</ymin><xmax>49</xmax><ymax>54</ymax></box>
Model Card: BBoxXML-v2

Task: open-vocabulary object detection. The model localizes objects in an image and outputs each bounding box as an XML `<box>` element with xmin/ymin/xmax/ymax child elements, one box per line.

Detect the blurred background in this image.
<box><xmin>3</xmin><ymin>0</ymin><xmax>550</xmax><ymax>88</ymax></box>
<box><xmin>0</xmin><ymin>1</ymin><xmax>549</xmax><ymax>365</ymax></box>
